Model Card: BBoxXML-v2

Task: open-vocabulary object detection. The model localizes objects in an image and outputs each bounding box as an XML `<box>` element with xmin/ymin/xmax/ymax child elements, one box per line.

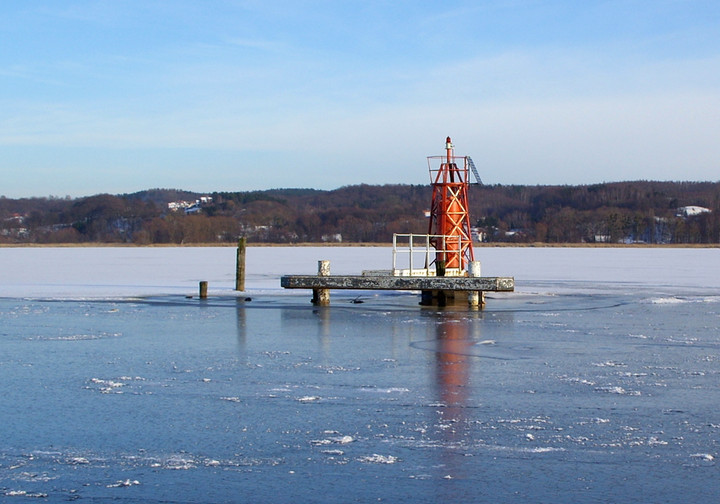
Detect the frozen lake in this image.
<box><xmin>1</xmin><ymin>246</ymin><xmax>719</xmax><ymax>502</ymax></box>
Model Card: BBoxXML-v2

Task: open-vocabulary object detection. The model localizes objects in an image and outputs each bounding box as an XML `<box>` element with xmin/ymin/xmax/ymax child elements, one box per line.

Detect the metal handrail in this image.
<box><xmin>426</xmin><ymin>155</ymin><xmax>469</xmax><ymax>184</ymax></box>
<box><xmin>392</xmin><ymin>233</ymin><xmax>465</xmax><ymax>276</ymax></box>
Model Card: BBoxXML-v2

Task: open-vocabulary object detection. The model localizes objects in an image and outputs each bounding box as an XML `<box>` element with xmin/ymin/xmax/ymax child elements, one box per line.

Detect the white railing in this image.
<box><xmin>391</xmin><ymin>233</ymin><xmax>465</xmax><ymax>277</ymax></box>
<box><xmin>427</xmin><ymin>155</ymin><xmax>469</xmax><ymax>184</ymax></box>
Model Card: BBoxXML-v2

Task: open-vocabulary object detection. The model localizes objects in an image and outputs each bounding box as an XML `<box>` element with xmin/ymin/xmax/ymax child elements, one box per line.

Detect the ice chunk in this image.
<box><xmin>107</xmin><ymin>479</ymin><xmax>141</xmax><ymax>488</ymax></box>
<box><xmin>358</xmin><ymin>454</ymin><xmax>398</xmax><ymax>464</ymax></box>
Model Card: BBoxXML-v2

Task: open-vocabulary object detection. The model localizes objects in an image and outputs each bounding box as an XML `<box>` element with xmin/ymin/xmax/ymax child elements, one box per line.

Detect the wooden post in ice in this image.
<box><xmin>235</xmin><ymin>237</ymin><xmax>246</xmax><ymax>291</ymax></box>
<box><xmin>468</xmin><ymin>261</ymin><xmax>485</xmax><ymax>308</ymax></box>
<box><xmin>435</xmin><ymin>259</ymin><xmax>447</xmax><ymax>307</ymax></box>
<box><xmin>311</xmin><ymin>260</ymin><xmax>331</xmax><ymax>306</ymax></box>
<box><xmin>199</xmin><ymin>281</ymin><xmax>208</xmax><ymax>299</ymax></box>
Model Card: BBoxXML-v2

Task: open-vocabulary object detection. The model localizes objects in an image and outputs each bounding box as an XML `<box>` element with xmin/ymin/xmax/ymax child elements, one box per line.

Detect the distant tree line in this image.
<box><xmin>1</xmin><ymin>181</ymin><xmax>719</xmax><ymax>245</ymax></box>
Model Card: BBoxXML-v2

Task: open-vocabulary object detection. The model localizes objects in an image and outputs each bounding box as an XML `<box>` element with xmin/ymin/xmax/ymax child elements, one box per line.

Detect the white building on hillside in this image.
<box><xmin>676</xmin><ymin>206</ymin><xmax>711</xmax><ymax>217</ymax></box>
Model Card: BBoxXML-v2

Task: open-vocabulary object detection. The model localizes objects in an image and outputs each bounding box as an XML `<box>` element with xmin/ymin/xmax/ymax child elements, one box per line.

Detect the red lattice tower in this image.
<box><xmin>427</xmin><ymin>137</ymin><xmax>475</xmax><ymax>272</ymax></box>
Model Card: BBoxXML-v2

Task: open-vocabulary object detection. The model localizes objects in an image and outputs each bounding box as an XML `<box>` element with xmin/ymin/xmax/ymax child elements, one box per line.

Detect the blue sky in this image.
<box><xmin>2</xmin><ymin>1</ymin><xmax>719</xmax><ymax>198</ymax></box>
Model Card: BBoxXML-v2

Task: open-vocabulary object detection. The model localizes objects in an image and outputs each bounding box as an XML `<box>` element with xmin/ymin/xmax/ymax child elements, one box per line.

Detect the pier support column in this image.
<box><xmin>312</xmin><ymin>260</ymin><xmax>331</xmax><ymax>306</ymax></box>
<box><xmin>435</xmin><ymin>260</ymin><xmax>447</xmax><ymax>307</ymax></box>
<box><xmin>468</xmin><ymin>261</ymin><xmax>485</xmax><ymax>309</ymax></box>
<box><xmin>199</xmin><ymin>281</ymin><xmax>208</xmax><ymax>299</ymax></box>
<box><xmin>420</xmin><ymin>290</ymin><xmax>433</xmax><ymax>306</ymax></box>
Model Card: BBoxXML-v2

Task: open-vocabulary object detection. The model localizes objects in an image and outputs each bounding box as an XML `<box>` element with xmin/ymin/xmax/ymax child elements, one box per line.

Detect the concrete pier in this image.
<box><xmin>281</xmin><ymin>270</ymin><xmax>514</xmax><ymax>307</ymax></box>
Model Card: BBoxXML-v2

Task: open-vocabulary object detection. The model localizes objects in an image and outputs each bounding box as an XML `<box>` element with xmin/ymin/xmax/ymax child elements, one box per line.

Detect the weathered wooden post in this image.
<box><xmin>468</xmin><ymin>261</ymin><xmax>485</xmax><ymax>308</ymax></box>
<box><xmin>435</xmin><ymin>259</ymin><xmax>447</xmax><ymax>307</ymax></box>
<box><xmin>199</xmin><ymin>281</ymin><xmax>208</xmax><ymax>299</ymax></box>
<box><xmin>311</xmin><ymin>260</ymin><xmax>330</xmax><ymax>306</ymax></box>
<box><xmin>235</xmin><ymin>237</ymin><xmax>246</xmax><ymax>291</ymax></box>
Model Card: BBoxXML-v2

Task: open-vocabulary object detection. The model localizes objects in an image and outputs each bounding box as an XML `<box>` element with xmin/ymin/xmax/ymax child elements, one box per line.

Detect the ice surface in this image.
<box><xmin>2</xmin><ymin>246</ymin><xmax>720</xmax><ymax>503</ymax></box>
<box><xmin>0</xmin><ymin>246</ymin><xmax>393</xmax><ymax>298</ymax></box>
<box><xmin>1</xmin><ymin>245</ymin><xmax>719</xmax><ymax>299</ymax></box>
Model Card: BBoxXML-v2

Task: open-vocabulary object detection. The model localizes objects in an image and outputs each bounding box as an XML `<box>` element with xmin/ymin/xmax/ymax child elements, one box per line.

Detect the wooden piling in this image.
<box><xmin>435</xmin><ymin>259</ymin><xmax>447</xmax><ymax>307</ymax></box>
<box><xmin>199</xmin><ymin>281</ymin><xmax>208</xmax><ymax>299</ymax></box>
<box><xmin>311</xmin><ymin>260</ymin><xmax>331</xmax><ymax>306</ymax></box>
<box><xmin>235</xmin><ymin>237</ymin><xmax>246</xmax><ymax>291</ymax></box>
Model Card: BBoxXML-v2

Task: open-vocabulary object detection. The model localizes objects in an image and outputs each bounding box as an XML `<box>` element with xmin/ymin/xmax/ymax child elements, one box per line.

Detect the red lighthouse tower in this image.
<box><xmin>427</xmin><ymin>137</ymin><xmax>475</xmax><ymax>274</ymax></box>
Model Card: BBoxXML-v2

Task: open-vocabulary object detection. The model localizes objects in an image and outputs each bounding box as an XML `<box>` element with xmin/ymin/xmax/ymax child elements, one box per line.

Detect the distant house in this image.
<box><xmin>504</xmin><ymin>229</ymin><xmax>525</xmax><ymax>240</ymax></box>
<box><xmin>322</xmin><ymin>233</ymin><xmax>343</xmax><ymax>243</ymax></box>
<box><xmin>471</xmin><ymin>227</ymin><xmax>486</xmax><ymax>242</ymax></box>
<box><xmin>168</xmin><ymin>201</ymin><xmax>191</xmax><ymax>211</ymax></box>
<box><xmin>168</xmin><ymin>196</ymin><xmax>213</xmax><ymax>214</ymax></box>
<box><xmin>184</xmin><ymin>204</ymin><xmax>202</xmax><ymax>214</ymax></box>
<box><xmin>676</xmin><ymin>206</ymin><xmax>711</xmax><ymax>217</ymax></box>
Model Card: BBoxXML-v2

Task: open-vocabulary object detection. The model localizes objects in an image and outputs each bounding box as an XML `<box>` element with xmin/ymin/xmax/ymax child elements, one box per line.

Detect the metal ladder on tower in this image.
<box><xmin>467</xmin><ymin>156</ymin><xmax>483</xmax><ymax>185</ymax></box>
